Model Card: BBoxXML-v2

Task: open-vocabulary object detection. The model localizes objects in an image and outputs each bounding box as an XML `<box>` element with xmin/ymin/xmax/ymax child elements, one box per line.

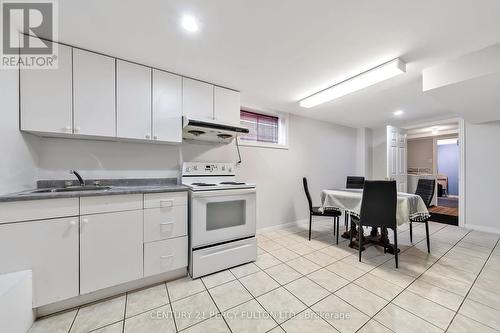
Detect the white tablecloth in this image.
<box><xmin>320</xmin><ymin>188</ymin><xmax>430</xmax><ymax>226</ymax></box>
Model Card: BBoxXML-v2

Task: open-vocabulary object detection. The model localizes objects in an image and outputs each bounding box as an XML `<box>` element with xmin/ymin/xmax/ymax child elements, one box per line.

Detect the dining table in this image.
<box><xmin>320</xmin><ymin>188</ymin><xmax>430</xmax><ymax>254</ymax></box>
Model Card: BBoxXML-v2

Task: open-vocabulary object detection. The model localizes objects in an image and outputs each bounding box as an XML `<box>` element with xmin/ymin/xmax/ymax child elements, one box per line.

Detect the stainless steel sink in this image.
<box><xmin>29</xmin><ymin>185</ymin><xmax>112</xmax><ymax>193</ymax></box>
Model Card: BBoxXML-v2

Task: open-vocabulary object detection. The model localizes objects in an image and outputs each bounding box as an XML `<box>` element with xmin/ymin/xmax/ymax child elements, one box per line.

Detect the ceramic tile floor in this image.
<box><xmin>29</xmin><ymin>220</ymin><xmax>500</xmax><ymax>333</ymax></box>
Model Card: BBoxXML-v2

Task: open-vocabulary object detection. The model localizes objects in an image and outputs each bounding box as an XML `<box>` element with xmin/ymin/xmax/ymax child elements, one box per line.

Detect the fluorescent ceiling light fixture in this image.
<box><xmin>299</xmin><ymin>58</ymin><xmax>406</xmax><ymax>108</ymax></box>
<box><xmin>393</xmin><ymin>110</ymin><xmax>404</xmax><ymax>116</ymax></box>
<box><xmin>432</xmin><ymin>130</ymin><xmax>439</xmax><ymax>135</ymax></box>
<box><xmin>181</xmin><ymin>15</ymin><xmax>199</xmax><ymax>33</ymax></box>
<box><xmin>437</xmin><ymin>138</ymin><xmax>458</xmax><ymax>146</ymax></box>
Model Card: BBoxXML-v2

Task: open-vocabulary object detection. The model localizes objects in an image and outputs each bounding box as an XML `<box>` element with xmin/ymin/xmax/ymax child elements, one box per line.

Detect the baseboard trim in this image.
<box><xmin>36</xmin><ymin>268</ymin><xmax>187</xmax><ymax>318</ymax></box>
<box><xmin>257</xmin><ymin>216</ymin><xmax>334</xmax><ymax>234</ymax></box>
<box><xmin>464</xmin><ymin>224</ymin><xmax>500</xmax><ymax>235</ymax></box>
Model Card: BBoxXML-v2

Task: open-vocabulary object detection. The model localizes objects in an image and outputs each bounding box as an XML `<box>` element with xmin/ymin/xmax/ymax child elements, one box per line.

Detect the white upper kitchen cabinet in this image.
<box><xmin>214</xmin><ymin>86</ymin><xmax>241</xmax><ymax>124</ymax></box>
<box><xmin>73</xmin><ymin>49</ymin><xmax>116</xmax><ymax>137</ymax></box>
<box><xmin>20</xmin><ymin>42</ymin><xmax>73</xmax><ymax>134</ymax></box>
<box><xmin>0</xmin><ymin>217</ymin><xmax>79</xmax><ymax>307</ymax></box>
<box><xmin>116</xmin><ymin>60</ymin><xmax>152</xmax><ymax>140</ymax></box>
<box><xmin>79</xmin><ymin>210</ymin><xmax>143</xmax><ymax>294</ymax></box>
<box><xmin>152</xmin><ymin>70</ymin><xmax>182</xmax><ymax>142</ymax></box>
<box><xmin>182</xmin><ymin>78</ymin><xmax>214</xmax><ymax>121</ymax></box>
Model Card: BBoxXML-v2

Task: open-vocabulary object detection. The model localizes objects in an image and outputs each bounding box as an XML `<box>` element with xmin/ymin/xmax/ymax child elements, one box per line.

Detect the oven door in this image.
<box><xmin>190</xmin><ymin>188</ymin><xmax>256</xmax><ymax>248</ymax></box>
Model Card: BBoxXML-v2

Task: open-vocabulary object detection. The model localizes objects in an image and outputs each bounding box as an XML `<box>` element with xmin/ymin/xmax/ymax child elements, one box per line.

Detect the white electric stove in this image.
<box><xmin>182</xmin><ymin>162</ymin><xmax>257</xmax><ymax>278</ymax></box>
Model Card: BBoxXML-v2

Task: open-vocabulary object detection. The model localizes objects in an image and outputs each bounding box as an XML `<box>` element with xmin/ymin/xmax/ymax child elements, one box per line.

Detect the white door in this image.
<box><xmin>73</xmin><ymin>49</ymin><xmax>116</xmax><ymax>137</ymax></box>
<box><xmin>20</xmin><ymin>43</ymin><xmax>73</xmax><ymax>134</ymax></box>
<box><xmin>116</xmin><ymin>60</ymin><xmax>152</xmax><ymax>140</ymax></box>
<box><xmin>0</xmin><ymin>218</ymin><xmax>79</xmax><ymax>307</ymax></box>
<box><xmin>190</xmin><ymin>189</ymin><xmax>256</xmax><ymax>248</ymax></box>
<box><xmin>152</xmin><ymin>70</ymin><xmax>182</xmax><ymax>142</ymax></box>
<box><xmin>214</xmin><ymin>87</ymin><xmax>240</xmax><ymax>125</ymax></box>
<box><xmin>387</xmin><ymin>125</ymin><xmax>408</xmax><ymax>192</ymax></box>
<box><xmin>80</xmin><ymin>210</ymin><xmax>143</xmax><ymax>294</ymax></box>
<box><xmin>182</xmin><ymin>78</ymin><xmax>214</xmax><ymax>121</ymax></box>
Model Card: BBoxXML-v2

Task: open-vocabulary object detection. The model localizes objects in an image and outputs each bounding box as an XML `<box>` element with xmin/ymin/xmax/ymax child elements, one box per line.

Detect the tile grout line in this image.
<box><xmin>200</xmin><ymin>271</ymin><xmax>235</xmax><ymax>333</ymax></box>
<box><xmin>359</xmin><ymin>228</ymin><xmax>473</xmax><ymax>333</ymax></box>
<box><xmin>443</xmin><ymin>237</ymin><xmax>500</xmax><ymax>332</ymax></box>
<box><xmin>121</xmin><ymin>293</ymin><xmax>127</xmax><ymax>333</ymax></box>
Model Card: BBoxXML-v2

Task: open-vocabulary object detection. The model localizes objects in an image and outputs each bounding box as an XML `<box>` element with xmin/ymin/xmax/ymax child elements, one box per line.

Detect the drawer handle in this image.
<box><xmin>160</xmin><ymin>222</ymin><xmax>174</xmax><ymax>234</ymax></box>
<box><xmin>160</xmin><ymin>200</ymin><xmax>174</xmax><ymax>208</ymax></box>
<box><xmin>160</xmin><ymin>255</ymin><xmax>174</xmax><ymax>260</ymax></box>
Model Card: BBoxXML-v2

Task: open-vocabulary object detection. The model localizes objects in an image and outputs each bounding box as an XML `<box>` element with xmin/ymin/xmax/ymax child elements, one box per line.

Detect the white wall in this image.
<box><xmin>465</xmin><ymin>121</ymin><xmax>500</xmax><ymax>233</ymax></box>
<box><xmin>0</xmin><ymin>70</ymin><xmax>39</xmax><ymax>194</ymax></box>
<box><xmin>355</xmin><ymin>128</ymin><xmax>372</xmax><ymax>179</ymax></box>
<box><xmin>371</xmin><ymin>126</ymin><xmax>387</xmax><ymax>180</ymax></box>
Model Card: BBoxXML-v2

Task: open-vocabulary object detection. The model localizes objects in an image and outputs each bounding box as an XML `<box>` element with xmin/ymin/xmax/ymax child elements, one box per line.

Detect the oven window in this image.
<box><xmin>206</xmin><ymin>200</ymin><xmax>246</xmax><ymax>231</ymax></box>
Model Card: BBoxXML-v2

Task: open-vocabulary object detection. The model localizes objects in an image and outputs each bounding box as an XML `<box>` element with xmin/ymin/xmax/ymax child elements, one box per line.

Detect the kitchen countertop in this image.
<box><xmin>0</xmin><ymin>178</ymin><xmax>188</xmax><ymax>203</ymax></box>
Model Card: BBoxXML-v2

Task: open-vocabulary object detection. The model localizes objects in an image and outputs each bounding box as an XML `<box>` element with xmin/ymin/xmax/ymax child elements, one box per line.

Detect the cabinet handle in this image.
<box><xmin>160</xmin><ymin>255</ymin><xmax>174</xmax><ymax>260</ymax></box>
<box><xmin>75</xmin><ymin>127</ymin><xmax>81</xmax><ymax>133</ymax></box>
<box><xmin>82</xmin><ymin>218</ymin><xmax>89</xmax><ymax>224</ymax></box>
<box><xmin>160</xmin><ymin>200</ymin><xmax>174</xmax><ymax>208</ymax></box>
<box><xmin>69</xmin><ymin>220</ymin><xmax>77</xmax><ymax>225</ymax></box>
<box><xmin>145</xmin><ymin>134</ymin><xmax>151</xmax><ymax>139</ymax></box>
<box><xmin>64</xmin><ymin>126</ymin><xmax>72</xmax><ymax>132</ymax></box>
<box><xmin>153</xmin><ymin>136</ymin><xmax>158</xmax><ymax>140</ymax></box>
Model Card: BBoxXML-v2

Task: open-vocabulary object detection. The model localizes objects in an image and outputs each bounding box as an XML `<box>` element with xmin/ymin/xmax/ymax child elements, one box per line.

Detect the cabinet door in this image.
<box><xmin>214</xmin><ymin>87</ymin><xmax>240</xmax><ymax>125</ymax></box>
<box><xmin>152</xmin><ymin>70</ymin><xmax>182</xmax><ymax>142</ymax></box>
<box><xmin>182</xmin><ymin>78</ymin><xmax>213</xmax><ymax>121</ymax></box>
<box><xmin>73</xmin><ymin>49</ymin><xmax>116</xmax><ymax>137</ymax></box>
<box><xmin>117</xmin><ymin>61</ymin><xmax>152</xmax><ymax>140</ymax></box>
<box><xmin>0</xmin><ymin>217</ymin><xmax>79</xmax><ymax>307</ymax></box>
<box><xmin>80</xmin><ymin>210</ymin><xmax>143</xmax><ymax>294</ymax></box>
<box><xmin>20</xmin><ymin>43</ymin><xmax>73</xmax><ymax>134</ymax></box>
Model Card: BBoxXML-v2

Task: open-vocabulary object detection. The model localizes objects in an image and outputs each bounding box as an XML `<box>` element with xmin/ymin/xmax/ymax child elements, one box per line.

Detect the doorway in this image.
<box><xmin>406</xmin><ymin>121</ymin><xmax>461</xmax><ymax>226</ymax></box>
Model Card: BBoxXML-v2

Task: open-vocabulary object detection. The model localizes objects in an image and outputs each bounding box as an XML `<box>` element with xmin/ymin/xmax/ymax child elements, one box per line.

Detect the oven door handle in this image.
<box><xmin>191</xmin><ymin>188</ymin><xmax>256</xmax><ymax>197</ymax></box>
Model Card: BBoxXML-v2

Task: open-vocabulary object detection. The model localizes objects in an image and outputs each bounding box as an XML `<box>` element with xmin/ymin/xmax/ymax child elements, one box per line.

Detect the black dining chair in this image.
<box><xmin>344</xmin><ymin>176</ymin><xmax>365</xmax><ymax>231</ymax></box>
<box><xmin>410</xmin><ymin>179</ymin><xmax>435</xmax><ymax>253</ymax></box>
<box><xmin>350</xmin><ymin>180</ymin><xmax>399</xmax><ymax>268</ymax></box>
<box><xmin>346</xmin><ymin>176</ymin><xmax>365</xmax><ymax>189</ymax></box>
<box><xmin>303</xmin><ymin>177</ymin><xmax>342</xmax><ymax>244</ymax></box>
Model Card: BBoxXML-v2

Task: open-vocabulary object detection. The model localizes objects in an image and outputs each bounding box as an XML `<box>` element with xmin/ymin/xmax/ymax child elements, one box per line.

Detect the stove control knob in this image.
<box><xmin>186</xmin><ymin>167</ymin><xmax>192</xmax><ymax>172</ymax></box>
<box><xmin>193</xmin><ymin>165</ymin><xmax>198</xmax><ymax>171</ymax></box>
<box><xmin>228</xmin><ymin>167</ymin><xmax>233</xmax><ymax>173</ymax></box>
<box><xmin>221</xmin><ymin>165</ymin><xmax>226</xmax><ymax>171</ymax></box>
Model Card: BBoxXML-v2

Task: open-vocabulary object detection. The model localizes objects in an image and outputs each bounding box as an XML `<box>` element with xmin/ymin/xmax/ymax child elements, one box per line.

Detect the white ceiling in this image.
<box><xmin>56</xmin><ymin>0</ymin><xmax>500</xmax><ymax>128</ymax></box>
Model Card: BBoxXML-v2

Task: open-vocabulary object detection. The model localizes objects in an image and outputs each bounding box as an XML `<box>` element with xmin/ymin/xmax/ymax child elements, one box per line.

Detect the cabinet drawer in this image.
<box><xmin>144</xmin><ymin>237</ymin><xmax>188</xmax><ymax>277</ymax></box>
<box><xmin>144</xmin><ymin>206</ymin><xmax>187</xmax><ymax>242</ymax></box>
<box><xmin>144</xmin><ymin>192</ymin><xmax>187</xmax><ymax>209</ymax></box>
<box><xmin>80</xmin><ymin>194</ymin><xmax>143</xmax><ymax>215</ymax></box>
<box><xmin>0</xmin><ymin>198</ymin><xmax>78</xmax><ymax>224</ymax></box>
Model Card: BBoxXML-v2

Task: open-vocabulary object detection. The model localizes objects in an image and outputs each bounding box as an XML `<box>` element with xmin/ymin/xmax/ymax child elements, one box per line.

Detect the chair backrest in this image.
<box><xmin>302</xmin><ymin>177</ymin><xmax>313</xmax><ymax>212</ymax></box>
<box><xmin>359</xmin><ymin>180</ymin><xmax>397</xmax><ymax>229</ymax></box>
<box><xmin>415</xmin><ymin>178</ymin><xmax>436</xmax><ymax>208</ymax></box>
<box><xmin>346</xmin><ymin>176</ymin><xmax>365</xmax><ymax>189</ymax></box>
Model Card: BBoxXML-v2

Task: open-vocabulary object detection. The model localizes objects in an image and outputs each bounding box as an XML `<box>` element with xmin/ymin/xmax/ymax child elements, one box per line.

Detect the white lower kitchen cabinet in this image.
<box><xmin>144</xmin><ymin>237</ymin><xmax>188</xmax><ymax>277</ymax></box>
<box><xmin>0</xmin><ymin>218</ymin><xmax>79</xmax><ymax>307</ymax></box>
<box><xmin>143</xmin><ymin>206</ymin><xmax>187</xmax><ymax>242</ymax></box>
<box><xmin>80</xmin><ymin>210</ymin><xmax>143</xmax><ymax>294</ymax></box>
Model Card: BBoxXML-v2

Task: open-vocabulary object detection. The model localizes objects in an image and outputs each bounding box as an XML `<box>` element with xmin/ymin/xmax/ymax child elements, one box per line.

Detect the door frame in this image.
<box><xmin>403</xmin><ymin>117</ymin><xmax>465</xmax><ymax>228</ymax></box>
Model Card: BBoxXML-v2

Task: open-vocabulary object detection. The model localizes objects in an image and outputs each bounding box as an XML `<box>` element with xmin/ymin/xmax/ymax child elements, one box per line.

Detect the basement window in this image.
<box><xmin>239</xmin><ymin>110</ymin><xmax>288</xmax><ymax>149</ymax></box>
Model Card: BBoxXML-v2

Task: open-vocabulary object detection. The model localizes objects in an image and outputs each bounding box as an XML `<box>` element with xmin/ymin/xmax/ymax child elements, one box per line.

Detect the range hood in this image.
<box><xmin>182</xmin><ymin>116</ymin><xmax>249</xmax><ymax>143</ymax></box>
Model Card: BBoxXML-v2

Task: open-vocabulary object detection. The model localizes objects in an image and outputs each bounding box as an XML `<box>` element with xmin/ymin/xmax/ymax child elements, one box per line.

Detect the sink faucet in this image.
<box><xmin>70</xmin><ymin>170</ymin><xmax>85</xmax><ymax>187</ymax></box>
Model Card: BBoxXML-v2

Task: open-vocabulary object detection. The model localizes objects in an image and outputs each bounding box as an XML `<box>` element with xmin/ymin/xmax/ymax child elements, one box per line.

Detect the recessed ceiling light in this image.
<box><xmin>393</xmin><ymin>110</ymin><xmax>404</xmax><ymax>116</ymax></box>
<box><xmin>181</xmin><ymin>15</ymin><xmax>199</xmax><ymax>33</ymax></box>
<box><xmin>299</xmin><ymin>58</ymin><xmax>406</xmax><ymax>108</ymax></box>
